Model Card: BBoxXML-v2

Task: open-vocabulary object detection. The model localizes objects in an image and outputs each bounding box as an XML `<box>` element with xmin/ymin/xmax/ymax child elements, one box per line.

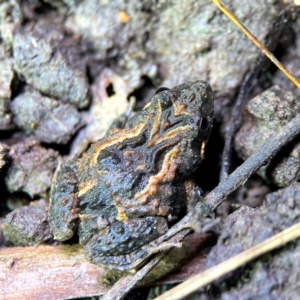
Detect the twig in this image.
<box><xmin>154</xmin><ymin>222</ymin><xmax>300</xmax><ymax>300</ymax></box>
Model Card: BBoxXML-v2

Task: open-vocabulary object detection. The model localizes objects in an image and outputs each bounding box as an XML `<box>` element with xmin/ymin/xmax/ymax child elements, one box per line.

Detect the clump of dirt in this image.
<box><xmin>3</xmin><ymin>199</ymin><xmax>54</xmax><ymax>246</ymax></box>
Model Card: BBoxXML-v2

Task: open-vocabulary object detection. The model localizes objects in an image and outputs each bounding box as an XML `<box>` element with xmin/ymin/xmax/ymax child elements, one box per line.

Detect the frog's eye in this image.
<box><xmin>155</xmin><ymin>87</ymin><xmax>170</xmax><ymax>94</ymax></box>
<box><xmin>200</xmin><ymin>117</ymin><xmax>209</xmax><ymax>130</ymax></box>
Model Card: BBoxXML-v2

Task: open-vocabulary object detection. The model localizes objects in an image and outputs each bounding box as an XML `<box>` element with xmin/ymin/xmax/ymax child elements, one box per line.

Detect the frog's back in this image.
<box><xmin>76</xmin><ymin>80</ymin><xmax>214</xmax><ymax>221</ymax></box>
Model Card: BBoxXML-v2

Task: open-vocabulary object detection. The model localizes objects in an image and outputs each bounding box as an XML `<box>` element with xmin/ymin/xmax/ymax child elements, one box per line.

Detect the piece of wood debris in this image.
<box><xmin>0</xmin><ymin>245</ymin><xmax>107</xmax><ymax>300</ymax></box>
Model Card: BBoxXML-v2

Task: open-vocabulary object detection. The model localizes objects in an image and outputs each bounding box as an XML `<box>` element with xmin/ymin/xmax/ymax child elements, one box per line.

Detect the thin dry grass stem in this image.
<box><xmin>154</xmin><ymin>222</ymin><xmax>300</xmax><ymax>300</ymax></box>
<box><xmin>212</xmin><ymin>0</ymin><xmax>300</xmax><ymax>89</ymax></box>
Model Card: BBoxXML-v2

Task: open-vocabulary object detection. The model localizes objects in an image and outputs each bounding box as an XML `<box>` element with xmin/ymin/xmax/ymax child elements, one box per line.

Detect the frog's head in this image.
<box><xmin>175</xmin><ymin>80</ymin><xmax>213</xmax><ymax>142</ymax></box>
<box><xmin>148</xmin><ymin>80</ymin><xmax>214</xmax><ymax>172</ymax></box>
<box><xmin>153</xmin><ymin>80</ymin><xmax>214</xmax><ymax>145</ymax></box>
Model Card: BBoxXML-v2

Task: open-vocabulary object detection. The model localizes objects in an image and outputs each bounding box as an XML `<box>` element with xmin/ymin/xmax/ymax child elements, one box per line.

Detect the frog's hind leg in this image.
<box><xmin>89</xmin><ymin>248</ymin><xmax>149</xmax><ymax>271</ymax></box>
<box><xmin>84</xmin><ymin>216</ymin><xmax>168</xmax><ymax>271</ymax></box>
<box><xmin>49</xmin><ymin>159</ymin><xmax>80</xmax><ymax>241</ymax></box>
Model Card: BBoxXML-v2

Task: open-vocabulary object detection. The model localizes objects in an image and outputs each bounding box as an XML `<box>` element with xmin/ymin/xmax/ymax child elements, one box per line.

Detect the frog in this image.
<box><xmin>48</xmin><ymin>80</ymin><xmax>214</xmax><ymax>271</ymax></box>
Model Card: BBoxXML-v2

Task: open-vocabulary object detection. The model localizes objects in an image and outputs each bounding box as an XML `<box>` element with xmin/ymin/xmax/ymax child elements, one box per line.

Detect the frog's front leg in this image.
<box><xmin>82</xmin><ymin>216</ymin><xmax>168</xmax><ymax>270</ymax></box>
<box><xmin>49</xmin><ymin>160</ymin><xmax>80</xmax><ymax>241</ymax></box>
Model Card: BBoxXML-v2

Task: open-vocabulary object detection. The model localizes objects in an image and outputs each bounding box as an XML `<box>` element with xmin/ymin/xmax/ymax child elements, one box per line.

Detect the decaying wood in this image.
<box><xmin>0</xmin><ymin>245</ymin><xmax>107</xmax><ymax>300</ymax></box>
<box><xmin>0</xmin><ymin>234</ymin><xmax>211</xmax><ymax>300</ymax></box>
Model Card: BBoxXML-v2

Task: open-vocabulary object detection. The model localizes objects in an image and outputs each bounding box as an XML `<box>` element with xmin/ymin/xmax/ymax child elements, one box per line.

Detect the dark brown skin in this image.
<box><xmin>48</xmin><ymin>80</ymin><xmax>214</xmax><ymax>271</ymax></box>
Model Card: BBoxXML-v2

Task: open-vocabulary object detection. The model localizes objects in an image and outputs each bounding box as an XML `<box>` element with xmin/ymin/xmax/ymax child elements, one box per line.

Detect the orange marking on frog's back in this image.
<box><xmin>123</xmin><ymin>150</ymin><xmax>135</xmax><ymax>158</ymax></box>
<box><xmin>135</xmin><ymin>146</ymin><xmax>180</xmax><ymax>200</ymax></box>
<box><xmin>117</xmin><ymin>207</ymin><xmax>128</xmax><ymax>221</ymax></box>
<box><xmin>149</xmin><ymin>102</ymin><xmax>162</xmax><ymax>139</ymax></box>
<box><xmin>173</xmin><ymin>103</ymin><xmax>187</xmax><ymax>116</ymax></box>
<box><xmin>170</xmin><ymin>94</ymin><xmax>188</xmax><ymax>116</ymax></box>
<box><xmin>78</xmin><ymin>178</ymin><xmax>96</xmax><ymax>197</ymax></box>
<box><xmin>154</xmin><ymin>125</ymin><xmax>192</xmax><ymax>145</ymax></box>
<box><xmin>136</xmin><ymin>163</ymin><xmax>146</xmax><ymax>170</ymax></box>
<box><xmin>90</xmin><ymin>122</ymin><xmax>146</xmax><ymax>167</ymax></box>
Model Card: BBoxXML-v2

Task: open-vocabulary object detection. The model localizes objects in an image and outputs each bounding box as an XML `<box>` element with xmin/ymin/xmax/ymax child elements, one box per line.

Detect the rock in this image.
<box><xmin>11</xmin><ymin>87</ymin><xmax>83</xmax><ymax>144</ymax></box>
<box><xmin>3</xmin><ymin>199</ymin><xmax>54</xmax><ymax>246</ymax></box>
<box><xmin>0</xmin><ymin>58</ymin><xmax>16</xmax><ymax>130</ymax></box>
<box><xmin>5</xmin><ymin>138</ymin><xmax>59</xmax><ymax>197</ymax></box>
<box><xmin>0</xmin><ymin>143</ymin><xmax>9</xmax><ymax>170</ymax></box>
<box><xmin>13</xmin><ymin>18</ymin><xmax>90</xmax><ymax>108</ymax></box>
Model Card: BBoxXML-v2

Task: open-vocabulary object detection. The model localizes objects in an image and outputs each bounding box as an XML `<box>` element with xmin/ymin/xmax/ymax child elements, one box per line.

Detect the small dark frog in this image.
<box><xmin>48</xmin><ymin>80</ymin><xmax>214</xmax><ymax>270</ymax></box>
